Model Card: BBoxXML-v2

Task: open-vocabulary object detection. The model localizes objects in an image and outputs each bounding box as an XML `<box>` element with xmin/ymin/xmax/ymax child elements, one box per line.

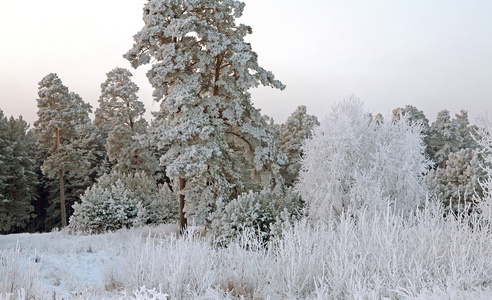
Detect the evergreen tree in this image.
<box><xmin>263</xmin><ymin>114</ymin><xmax>280</xmax><ymax>139</ymax></box>
<box><xmin>70</xmin><ymin>171</ymin><xmax>178</xmax><ymax>232</ymax></box>
<box><xmin>124</xmin><ymin>0</ymin><xmax>285</xmax><ymax>229</ymax></box>
<box><xmin>95</xmin><ymin>67</ymin><xmax>157</xmax><ymax>174</ymax></box>
<box><xmin>34</xmin><ymin>73</ymin><xmax>92</xmax><ymax>227</ymax></box>
<box><xmin>427</xmin><ymin>148</ymin><xmax>485</xmax><ymax>214</ymax></box>
<box><xmin>0</xmin><ymin>112</ymin><xmax>37</xmax><ymax>233</ymax></box>
<box><xmin>428</xmin><ymin>109</ymin><xmax>461</xmax><ymax>168</ymax></box>
<box><xmin>454</xmin><ymin>109</ymin><xmax>480</xmax><ymax>150</ymax></box>
<box><xmin>0</xmin><ymin>111</ymin><xmax>8</xmax><ymax>217</ymax></box>
<box><xmin>278</xmin><ymin>105</ymin><xmax>319</xmax><ymax>186</ymax></box>
<box><xmin>425</xmin><ymin>109</ymin><xmax>484</xmax><ymax>213</ymax></box>
<box><xmin>392</xmin><ymin>105</ymin><xmax>430</xmax><ymax>128</ymax></box>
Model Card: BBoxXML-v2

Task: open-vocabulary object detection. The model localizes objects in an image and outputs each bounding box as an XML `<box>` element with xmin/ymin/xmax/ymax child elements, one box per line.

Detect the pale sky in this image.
<box><xmin>1</xmin><ymin>0</ymin><xmax>491</xmax><ymax>126</ymax></box>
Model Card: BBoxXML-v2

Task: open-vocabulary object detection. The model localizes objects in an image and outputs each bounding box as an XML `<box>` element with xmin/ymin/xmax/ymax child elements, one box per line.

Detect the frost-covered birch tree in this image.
<box><xmin>475</xmin><ymin>116</ymin><xmax>492</xmax><ymax>221</ymax></box>
<box><xmin>392</xmin><ymin>105</ymin><xmax>431</xmax><ymax>156</ymax></box>
<box><xmin>297</xmin><ymin>97</ymin><xmax>431</xmax><ymax>221</ymax></box>
<box><xmin>34</xmin><ymin>73</ymin><xmax>92</xmax><ymax>227</ymax></box>
<box><xmin>124</xmin><ymin>0</ymin><xmax>285</xmax><ymax>229</ymax></box>
<box><xmin>95</xmin><ymin>67</ymin><xmax>157</xmax><ymax>174</ymax></box>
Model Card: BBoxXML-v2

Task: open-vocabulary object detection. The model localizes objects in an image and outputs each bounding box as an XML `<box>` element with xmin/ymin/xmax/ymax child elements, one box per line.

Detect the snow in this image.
<box><xmin>0</xmin><ymin>224</ymin><xmax>180</xmax><ymax>299</ymax></box>
<box><xmin>2</xmin><ymin>216</ymin><xmax>492</xmax><ymax>299</ymax></box>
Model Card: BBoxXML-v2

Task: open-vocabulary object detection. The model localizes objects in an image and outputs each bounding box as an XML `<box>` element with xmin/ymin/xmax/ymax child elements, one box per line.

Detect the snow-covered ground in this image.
<box><xmin>2</xmin><ymin>211</ymin><xmax>492</xmax><ymax>300</ymax></box>
<box><xmin>0</xmin><ymin>225</ymin><xmax>181</xmax><ymax>299</ymax></box>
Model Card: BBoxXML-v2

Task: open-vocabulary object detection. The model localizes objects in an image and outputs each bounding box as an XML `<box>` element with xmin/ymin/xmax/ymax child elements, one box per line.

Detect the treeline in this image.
<box><xmin>0</xmin><ymin>83</ymin><xmax>486</xmax><ymax>234</ymax></box>
<box><xmin>0</xmin><ymin>68</ymin><xmax>315</xmax><ymax>234</ymax></box>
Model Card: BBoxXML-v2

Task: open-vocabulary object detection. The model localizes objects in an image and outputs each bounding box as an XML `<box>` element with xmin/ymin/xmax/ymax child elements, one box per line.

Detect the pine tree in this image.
<box><xmin>124</xmin><ymin>0</ymin><xmax>285</xmax><ymax>229</ymax></box>
<box><xmin>428</xmin><ymin>109</ymin><xmax>461</xmax><ymax>168</ymax></box>
<box><xmin>0</xmin><ymin>111</ymin><xmax>8</xmax><ymax>215</ymax></box>
<box><xmin>70</xmin><ymin>171</ymin><xmax>178</xmax><ymax>232</ymax></box>
<box><xmin>455</xmin><ymin>109</ymin><xmax>479</xmax><ymax>150</ymax></box>
<box><xmin>0</xmin><ymin>112</ymin><xmax>37</xmax><ymax>233</ymax></box>
<box><xmin>427</xmin><ymin>148</ymin><xmax>486</xmax><ymax>214</ymax></box>
<box><xmin>263</xmin><ymin>114</ymin><xmax>280</xmax><ymax>139</ymax></box>
<box><xmin>34</xmin><ymin>73</ymin><xmax>92</xmax><ymax>227</ymax></box>
<box><xmin>425</xmin><ymin>109</ymin><xmax>485</xmax><ymax>213</ymax></box>
<box><xmin>392</xmin><ymin>105</ymin><xmax>430</xmax><ymax>128</ymax></box>
<box><xmin>95</xmin><ymin>67</ymin><xmax>157</xmax><ymax>174</ymax></box>
<box><xmin>278</xmin><ymin>105</ymin><xmax>319</xmax><ymax>186</ymax></box>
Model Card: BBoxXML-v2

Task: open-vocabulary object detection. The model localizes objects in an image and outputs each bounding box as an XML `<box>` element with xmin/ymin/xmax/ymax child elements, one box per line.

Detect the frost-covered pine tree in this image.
<box><xmin>428</xmin><ymin>110</ymin><xmax>462</xmax><ymax>168</ymax></box>
<box><xmin>124</xmin><ymin>0</ymin><xmax>285</xmax><ymax>229</ymax></box>
<box><xmin>455</xmin><ymin>109</ymin><xmax>480</xmax><ymax>150</ymax></box>
<box><xmin>95</xmin><ymin>67</ymin><xmax>157</xmax><ymax>174</ymax></box>
<box><xmin>297</xmin><ymin>97</ymin><xmax>430</xmax><ymax>221</ymax></box>
<box><xmin>0</xmin><ymin>112</ymin><xmax>37</xmax><ymax>233</ymax></box>
<box><xmin>263</xmin><ymin>114</ymin><xmax>280</xmax><ymax>139</ymax></box>
<box><xmin>392</xmin><ymin>105</ymin><xmax>430</xmax><ymax>128</ymax></box>
<box><xmin>70</xmin><ymin>171</ymin><xmax>178</xmax><ymax>232</ymax></box>
<box><xmin>278</xmin><ymin>105</ymin><xmax>319</xmax><ymax>186</ymax></box>
<box><xmin>425</xmin><ymin>109</ymin><xmax>484</xmax><ymax>213</ymax></box>
<box><xmin>34</xmin><ymin>73</ymin><xmax>92</xmax><ymax>227</ymax></box>
<box><xmin>427</xmin><ymin>148</ymin><xmax>486</xmax><ymax>214</ymax></box>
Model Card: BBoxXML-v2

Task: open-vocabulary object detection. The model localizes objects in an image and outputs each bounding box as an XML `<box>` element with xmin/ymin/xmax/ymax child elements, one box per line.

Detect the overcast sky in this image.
<box><xmin>1</xmin><ymin>0</ymin><xmax>491</xmax><ymax>126</ymax></box>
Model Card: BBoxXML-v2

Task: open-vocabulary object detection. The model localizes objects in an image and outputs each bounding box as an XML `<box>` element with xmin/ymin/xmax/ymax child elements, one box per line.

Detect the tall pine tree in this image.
<box><xmin>124</xmin><ymin>0</ymin><xmax>285</xmax><ymax>229</ymax></box>
<box><xmin>34</xmin><ymin>73</ymin><xmax>92</xmax><ymax>227</ymax></box>
<box><xmin>95</xmin><ymin>67</ymin><xmax>157</xmax><ymax>174</ymax></box>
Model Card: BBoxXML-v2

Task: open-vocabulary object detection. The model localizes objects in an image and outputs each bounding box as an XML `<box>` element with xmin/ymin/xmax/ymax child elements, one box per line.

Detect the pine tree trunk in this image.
<box><xmin>59</xmin><ymin>168</ymin><xmax>66</xmax><ymax>228</ymax></box>
<box><xmin>56</xmin><ymin>128</ymin><xmax>67</xmax><ymax>228</ymax></box>
<box><xmin>178</xmin><ymin>176</ymin><xmax>187</xmax><ymax>232</ymax></box>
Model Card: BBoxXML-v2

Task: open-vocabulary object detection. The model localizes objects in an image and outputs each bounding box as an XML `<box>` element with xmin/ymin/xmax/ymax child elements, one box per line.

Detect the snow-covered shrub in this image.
<box><xmin>71</xmin><ymin>178</ymin><xmax>138</xmax><ymax>232</ymax></box>
<box><xmin>209</xmin><ymin>188</ymin><xmax>303</xmax><ymax>245</ymax></box>
<box><xmin>297</xmin><ymin>97</ymin><xmax>431</xmax><ymax>221</ymax></box>
<box><xmin>69</xmin><ymin>172</ymin><xmax>178</xmax><ymax>232</ymax></box>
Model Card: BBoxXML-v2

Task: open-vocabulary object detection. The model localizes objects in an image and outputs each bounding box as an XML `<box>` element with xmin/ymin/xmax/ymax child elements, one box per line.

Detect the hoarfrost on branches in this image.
<box><xmin>125</xmin><ymin>0</ymin><xmax>285</xmax><ymax>225</ymax></box>
<box><xmin>475</xmin><ymin>115</ymin><xmax>492</xmax><ymax>221</ymax></box>
<box><xmin>95</xmin><ymin>67</ymin><xmax>157</xmax><ymax>174</ymax></box>
<box><xmin>297</xmin><ymin>97</ymin><xmax>431</xmax><ymax>221</ymax></box>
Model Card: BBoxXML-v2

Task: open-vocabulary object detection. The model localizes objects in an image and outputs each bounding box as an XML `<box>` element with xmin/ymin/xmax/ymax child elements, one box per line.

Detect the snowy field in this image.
<box><xmin>2</xmin><ymin>205</ymin><xmax>492</xmax><ymax>300</ymax></box>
